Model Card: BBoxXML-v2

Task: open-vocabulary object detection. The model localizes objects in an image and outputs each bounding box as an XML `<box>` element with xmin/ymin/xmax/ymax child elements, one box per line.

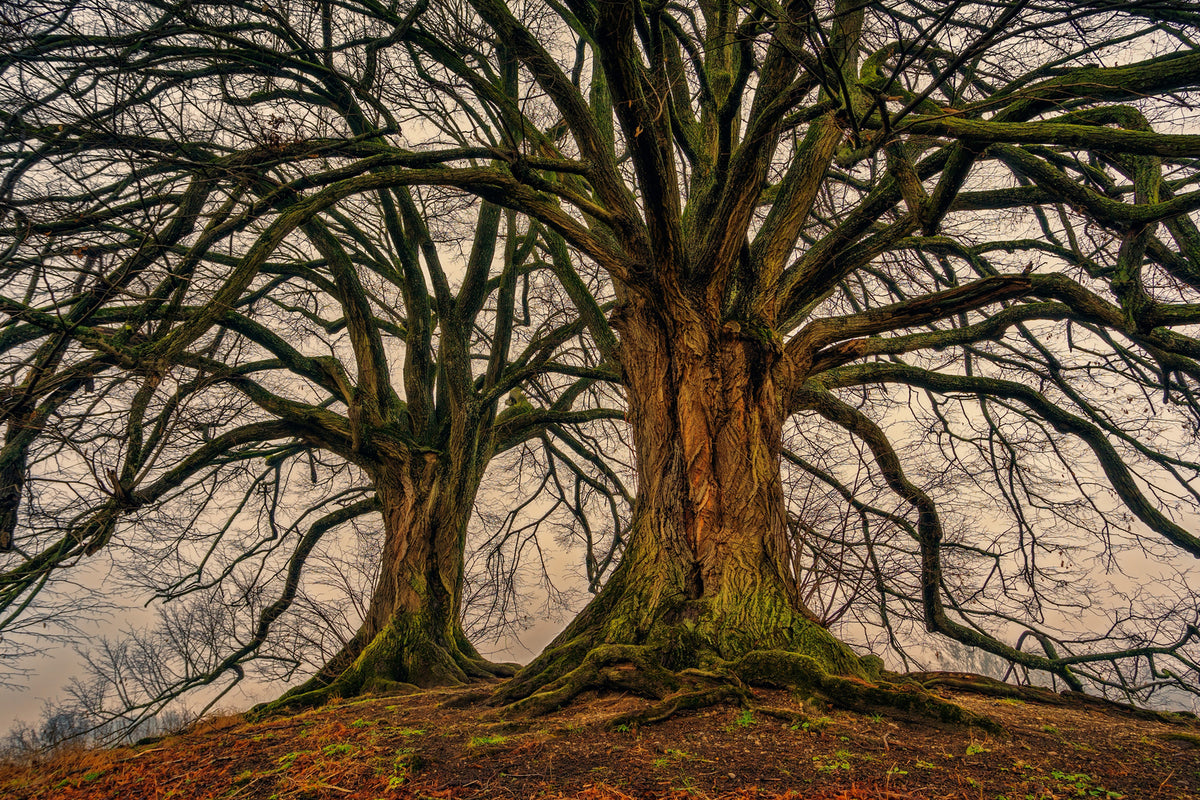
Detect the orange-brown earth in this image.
<box><xmin>4</xmin><ymin>676</ymin><xmax>1199</xmax><ymax>800</ymax></box>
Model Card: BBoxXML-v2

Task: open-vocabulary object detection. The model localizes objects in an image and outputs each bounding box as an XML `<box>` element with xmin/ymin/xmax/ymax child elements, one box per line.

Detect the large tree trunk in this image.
<box><xmin>502</xmin><ymin>299</ymin><xmax>863</xmax><ymax>703</ymax></box>
<box><xmin>278</xmin><ymin>453</ymin><xmax>510</xmax><ymax>706</ymax></box>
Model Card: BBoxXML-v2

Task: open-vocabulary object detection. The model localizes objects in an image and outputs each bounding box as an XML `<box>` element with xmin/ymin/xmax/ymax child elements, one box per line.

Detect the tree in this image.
<box><xmin>6</xmin><ymin>0</ymin><xmax>1200</xmax><ymax>724</ymax></box>
<box><xmin>0</xmin><ymin>0</ymin><xmax>626</xmax><ymax>720</ymax></box>
<box><xmin>385</xmin><ymin>0</ymin><xmax>1200</xmax><ymax>710</ymax></box>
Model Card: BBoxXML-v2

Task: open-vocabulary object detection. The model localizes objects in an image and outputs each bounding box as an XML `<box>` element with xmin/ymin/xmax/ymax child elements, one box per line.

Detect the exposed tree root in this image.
<box><xmin>731</xmin><ymin>650</ymin><xmax>1001</xmax><ymax>734</ymax></box>
<box><xmin>610</xmin><ymin>684</ymin><xmax>752</xmax><ymax>728</ymax></box>
<box><xmin>499</xmin><ymin>646</ymin><xmax>755</xmax><ymax>728</ymax></box>
<box><xmin>438</xmin><ymin>685</ymin><xmax>506</xmax><ymax>708</ymax></box>
<box><xmin>503</xmin><ymin>643</ymin><xmax>682</xmax><ymax>717</ymax></box>
<box><xmin>907</xmin><ymin>671</ymin><xmax>1197</xmax><ymax>725</ymax></box>
<box><xmin>751</xmin><ymin>703</ymin><xmax>815</xmax><ymax>728</ymax></box>
<box><xmin>905</xmin><ymin>671</ymin><xmax>1069</xmax><ymax>704</ymax></box>
<box><xmin>251</xmin><ymin>624</ymin><xmax>515</xmax><ymax>719</ymax></box>
<box><xmin>495</xmin><ymin>644</ymin><xmax>1000</xmax><ymax>734</ymax></box>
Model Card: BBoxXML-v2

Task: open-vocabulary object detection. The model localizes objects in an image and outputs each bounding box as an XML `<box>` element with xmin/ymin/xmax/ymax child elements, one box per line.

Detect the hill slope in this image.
<box><xmin>4</xmin><ymin>677</ymin><xmax>1199</xmax><ymax>799</ymax></box>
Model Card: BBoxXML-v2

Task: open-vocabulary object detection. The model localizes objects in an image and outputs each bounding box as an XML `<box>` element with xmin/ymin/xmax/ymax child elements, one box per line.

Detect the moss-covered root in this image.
<box><xmin>732</xmin><ymin>649</ymin><xmax>1002</xmax><ymax>734</ymax></box>
<box><xmin>503</xmin><ymin>643</ymin><xmax>682</xmax><ymax>717</ymax></box>
<box><xmin>909</xmin><ymin>671</ymin><xmax>1196</xmax><ymax>725</ymax></box>
<box><xmin>610</xmin><ymin>684</ymin><xmax>752</xmax><ymax>728</ymax></box>
<box><xmin>491</xmin><ymin>635</ymin><xmax>594</xmax><ymax>706</ymax></box>
<box><xmin>455</xmin><ymin>629</ymin><xmax>521</xmax><ymax>679</ymax></box>
<box><xmin>251</xmin><ymin>619</ymin><xmax>514</xmax><ymax>720</ymax></box>
<box><xmin>248</xmin><ymin>684</ymin><xmax>334</xmax><ymax>720</ymax></box>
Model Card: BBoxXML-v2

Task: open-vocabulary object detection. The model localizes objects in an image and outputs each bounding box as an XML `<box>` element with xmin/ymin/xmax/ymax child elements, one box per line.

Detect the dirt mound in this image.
<box><xmin>3</xmin><ymin>678</ymin><xmax>1198</xmax><ymax>799</ymax></box>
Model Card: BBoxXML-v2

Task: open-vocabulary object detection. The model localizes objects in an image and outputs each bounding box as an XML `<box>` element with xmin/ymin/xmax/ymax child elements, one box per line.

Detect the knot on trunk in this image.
<box><xmin>719</xmin><ymin>317</ymin><xmax>782</xmax><ymax>397</ymax></box>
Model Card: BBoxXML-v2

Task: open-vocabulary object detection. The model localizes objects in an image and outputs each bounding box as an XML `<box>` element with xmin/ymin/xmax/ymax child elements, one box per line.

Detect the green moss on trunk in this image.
<box><xmin>328</xmin><ymin>613</ymin><xmax>467</xmax><ymax>695</ymax></box>
<box><xmin>497</xmin><ymin>303</ymin><xmax>874</xmax><ymax>717</ymax></box>
<box><xmin>256</xmin><ymin>610</ymin><xmax>513</xmax><ymax>717</ymax></box>
<box><xmin>497</xmin><ymin>519</ymin><xmax>867</xmax><ymax>711</ymax></box>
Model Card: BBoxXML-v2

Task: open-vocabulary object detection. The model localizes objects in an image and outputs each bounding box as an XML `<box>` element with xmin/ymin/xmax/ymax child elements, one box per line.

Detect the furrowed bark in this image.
<box><xmin>500</xmin><ymin>295</ymin><xmax>864</xmax><ymax>709</ymax></box>
<box><xmin>270</xmin><ymin>453</ymin><xmax>511</xmax><ymax>711</ymax></box>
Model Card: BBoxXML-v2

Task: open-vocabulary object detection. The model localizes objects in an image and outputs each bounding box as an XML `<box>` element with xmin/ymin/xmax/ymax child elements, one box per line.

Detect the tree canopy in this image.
<box><xmin>401</xmin><ymin>0</ymin><xmax>1200</xmax><ymax>709</ymax></box>
<box><xmin>4</xmin><ymin>0</ymin><xmax>1200</xmax><ymax>727</ymax></box>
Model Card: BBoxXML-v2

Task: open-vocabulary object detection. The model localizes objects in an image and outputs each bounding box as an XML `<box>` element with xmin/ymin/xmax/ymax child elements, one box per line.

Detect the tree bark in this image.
<box><xmin>502</xmin><ymin>298</ymin><xmax>863</xmax><ymax>703</ymax></box>
<box><xmin>279</xmin><ymin>452</ymin><xmax>509</xmax><ymax>705</ymax></box>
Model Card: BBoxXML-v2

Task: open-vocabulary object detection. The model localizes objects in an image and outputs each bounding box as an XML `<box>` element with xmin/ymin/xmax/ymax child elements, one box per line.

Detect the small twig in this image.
<box><xmin>125</xmin><ymin>746</ymin><xmax>168</xmax><ymax>759</ymax></box>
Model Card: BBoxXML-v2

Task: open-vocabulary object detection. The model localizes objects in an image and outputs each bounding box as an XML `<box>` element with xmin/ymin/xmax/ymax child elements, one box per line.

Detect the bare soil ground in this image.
<box><xmin>4</xmin><ymin>676</ymin><xmax>1199</xmax><ymax>800</ymax></box>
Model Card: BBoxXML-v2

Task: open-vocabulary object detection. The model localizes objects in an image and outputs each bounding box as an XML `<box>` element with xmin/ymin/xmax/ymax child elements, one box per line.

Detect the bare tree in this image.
<box><xmin>0</xmin><ymin>0</ymin><xmax>625</xmax><ymax>726</ymax></box>
<box><xmin>6</xmin><ymin>0</ymin><xmax>1200</xmax><ymax>724</ymax></box>
<box><xmin>383</xmin><ymin>0</ymin><xmax>1200</xmax><ymax>712</ymax></box>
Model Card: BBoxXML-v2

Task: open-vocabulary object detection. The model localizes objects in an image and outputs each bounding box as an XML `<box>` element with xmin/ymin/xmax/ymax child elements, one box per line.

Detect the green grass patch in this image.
<box><xmin>395</xmin><ymin>727</ymin><xmax>426</xmax><ymax>736</ymax></box>
<box><xmin>467</xmin><ymin>734</ymin><xmax>507</xmax><ymax>748</ymax></box>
